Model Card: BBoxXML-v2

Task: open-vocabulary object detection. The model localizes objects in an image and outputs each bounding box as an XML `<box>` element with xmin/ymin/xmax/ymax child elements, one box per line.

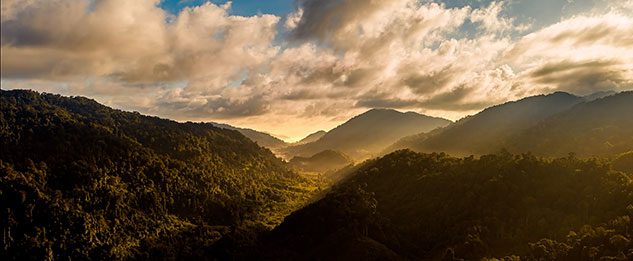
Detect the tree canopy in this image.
<box><xmin>0</xmin><ymin>90</ymin><xmax>319</xmax><ymax>259</ymax></box>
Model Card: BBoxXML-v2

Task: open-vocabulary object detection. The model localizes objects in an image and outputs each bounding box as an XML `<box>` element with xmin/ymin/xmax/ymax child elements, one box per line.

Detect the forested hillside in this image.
<box><xmin>262</xmin><ymin>150</ymin><xmax>633</xmax><ymax>260</ymax></box>
<box><xmin>0</xmin><ymin>90</ymin><xmax>318</xmax><ymax>260</ymax></box>
<box><xmin>391</xmin><ymin>92</ymin><xmax>583</xmax><ymax>156</ymax></box>
<box><xmin>2</xmin><ymin>90</ymin><xmax>631</xmax><ymax>260</ymax></box>
<box><xmin>390</xmin><ymin>91</ymin><xmax>633</xmax><ymax>158</ymax></box>
<box><xmin>508</xmin><ymin>91</ymin><xmax>633</xmax><ymax>157</ymax></box>
<box><xmin>211</xmin><ymin>122</ymin><xmax>288</xmax><ymax>149</ymax></box>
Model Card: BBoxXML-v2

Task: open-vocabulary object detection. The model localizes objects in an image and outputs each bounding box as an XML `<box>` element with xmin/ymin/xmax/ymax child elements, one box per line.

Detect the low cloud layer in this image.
<box><xmin>2</xmin><ymin>0</ymin><xmax>632</xmax><ymax>140</ymax></box>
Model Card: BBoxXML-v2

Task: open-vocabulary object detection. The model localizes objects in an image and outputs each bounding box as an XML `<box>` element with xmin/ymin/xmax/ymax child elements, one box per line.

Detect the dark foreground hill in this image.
<box><xmin>261</xmin><ymin>150</ymin><xmax>633</xmax><ymax>260</ymax></box>
<box><xmin>281</xmin><ymin>109</ymin><xmax>451</xmax><ymax>161</ymax></box>
<box><xmin>0</xmin><ymin>90</ymin><xmax>317</xmax><ymax>260</ymax></box>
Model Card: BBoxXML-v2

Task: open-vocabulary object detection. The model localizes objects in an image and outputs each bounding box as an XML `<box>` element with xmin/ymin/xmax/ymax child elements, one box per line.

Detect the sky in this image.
<box><xmin>1</xmin><ymin>0</ymin><xmax>632</xmax><ymax>142</ymax></box>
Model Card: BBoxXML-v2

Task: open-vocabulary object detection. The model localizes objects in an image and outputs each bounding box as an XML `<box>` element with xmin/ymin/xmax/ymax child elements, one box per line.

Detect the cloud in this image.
<box><xmin>525</xmin><ymin>59</ymin><xmax>632</xmax><ymax>94</ymax></box>
<box><xmin>1</xmin><ymin>0</ymin><xmax>279</xmax><ymax>83</ymax></box>
<box><xmin>2</xmin><ymin>0</ymin><xmax>633</xmax><ymax>140</ymax></box>
<box><xmin>505</xmin><ymin>12</ymin><xmax>633</xmax><ymax>94</ymax></box>
<box><xmin>418</xmin><ymin>86</ymin><xmax>495</xmax><ymax>111</ymax></box>
<box><xmin>470</xmin><ymin>1</ymin><xmax>526</xmax><ymax>33</ymax></box>
<box><xmin>284</xmin><ymin>8</ymin><xmax>303</xmax><ymax>29</ymax></box>
<box><xmin>156</xmin><ymin>89</ymin><xmax>272</xmax><ymax>119</ymax></box>
<box><xmin>504</xmin><ymin>13</ymin><xmax>633</xmax><ymax>63</ymax></box>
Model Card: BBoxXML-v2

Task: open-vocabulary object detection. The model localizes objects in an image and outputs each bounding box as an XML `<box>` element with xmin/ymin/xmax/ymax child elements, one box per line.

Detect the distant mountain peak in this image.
<box><xmin>280</xmin><ymin>108</ymin><xmax>452</xmax><ymax>161</ymax></box>
<box><xmin>549</xmin><ymin>91</ymin><xmax>576</xmax><ymax>96</ymax></box>
<box><xmin>295</xmin><ymin>130</ymin><xmax>327</xmax><ymax>145</ymax></box>
<box><xmin>356</xmin><ymin>108</ymin><xmax>402</xmax><ymax>117</ymax></box>
<box><xmin>357</xmin><ymin>108</ymin><xmax>447</xmax><ymax>121</ymax></box>
<box><xmin>583</xmin><ymin>90</ymin><xmax>617</xmax><ymax>101</ymax></box>
<box><xmin>366</xmin><ymin>108</ymin><xmax>398</xmax><ymax>112</ymax></box>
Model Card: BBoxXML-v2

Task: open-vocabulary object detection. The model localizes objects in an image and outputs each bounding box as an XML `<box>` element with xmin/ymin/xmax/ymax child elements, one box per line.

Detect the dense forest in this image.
<box><xmin>262</xmin><ymin>150</ymin><xmax>633</xmax><ymax>260</ymax></box>
<box><xmin>0</xmin><ymin>90</ymin><xmax>320</xmax><ymax>259</ymax></box>
<box><xmin>2</xmin><ymin>90</ymin><xmax>632</xmax><ymax>260</ymax></box>
<box><xmin>211</xmin><ymin>122</ymin><xmax>288</xmax><ymax>150</ymax></box>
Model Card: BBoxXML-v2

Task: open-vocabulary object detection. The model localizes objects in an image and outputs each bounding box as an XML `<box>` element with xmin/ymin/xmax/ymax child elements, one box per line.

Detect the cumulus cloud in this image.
<box><xmin>1</xmin><ymin>0</ymin><xmax>632</xmax><ymax>139</ymax></box>
<box><xmin>1</xmin><ymin>0</ymin><xmax>279</xmax><ymax>83</ymax></box>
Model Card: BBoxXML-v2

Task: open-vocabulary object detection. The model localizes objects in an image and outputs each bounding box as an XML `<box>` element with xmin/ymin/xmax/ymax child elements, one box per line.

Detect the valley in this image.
<box><xmin>2</xmin><ymin>90</ymin><xmax>632</xmax><ymax>260</ymax></box>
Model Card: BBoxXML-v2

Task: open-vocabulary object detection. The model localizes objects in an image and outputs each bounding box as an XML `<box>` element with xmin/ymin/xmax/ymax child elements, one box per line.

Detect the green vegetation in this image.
<box><xmin>211</xmin><ymin>122</ymin><xmax>288</xmax><ymax>150</ymax></box>
<box><xmin>288</xmin><ymin>150</ymin><xmax>353</xmax><ymax>173</ymax></box>
<box><xmin>0</xmin><ymin>90</ymin><xmax>320</xmax><ymax>259</ymax></box>
<box><xmin>264</xmin><ymin>150</ymin><xmax>633</xmax><ymax>260</ymax></box>
<box><xmin>2</xmin><ymin>90</ymin><xmax>632</xmax><ymax>260</ymax></box>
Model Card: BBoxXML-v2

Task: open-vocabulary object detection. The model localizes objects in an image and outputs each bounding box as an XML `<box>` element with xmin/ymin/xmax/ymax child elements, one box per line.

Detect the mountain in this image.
<box><xmin>389</xmin><ymin>92</ymin><xmax>584</xmax><ymax>156</ymax></box>
<box><xmin>280</xmin><ymin>109</ymin><xmax>451</xmax><ymax>160</ymax></box>
<box><xmin>0</xmin><ymin>90</ymin><xmax>318</xmax><ymax>260</ymax></box>
<box><xmin>288</xmin><ymin>150</ymin><xmax>353</xmax><ymax>173</ymax></box>
<box><xmin>211</xmin><ymin>122</ymin><xmax>288</xmax><ymax>149</ymax></box>
<box><xmin>383</xmin><ymin>131</ymin><xmax>430</xmax><ymax>153</ymax></box>
<box><xmin>583</xmin><ymin>90</ymin><xmax>617</xmax><ymax>101</ymax></box>
<box><xmin>261</xmin><ymin>150</ymin><xmax>633</xmax><ymax>260</ymax></box>
<box><xmin>294</xmin><ymin>130</ymin><xmax>327</xmax><ymax>145</ymax></box>
<box><xmin>508</xmin><ymin>91</ymin><xmax>633</xmax><ymax>157</ymax></box>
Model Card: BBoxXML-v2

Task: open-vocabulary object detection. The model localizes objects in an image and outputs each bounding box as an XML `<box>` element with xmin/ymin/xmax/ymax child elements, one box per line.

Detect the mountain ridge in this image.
<box><xmin>294</xmin><ymin>130</ymin><xmax>327</xmax><ymax>145</ymax></box>
<box><xmin>386</xmin><ymin>91</ymin><xmax>584</xmax><ymax>156</ymax></box>
<box><xmin>211</xmin><ymin>122</ymin><xmax>288</xmax><ymax>149</ymax></box>
<box><xmin>387</xmin><ymin>91</ymin><xmax>633</xmax><ymax>157</ymax></box>
<box><xmin>280</xmin><ymin>108</ymin><xmax>452</xmax><ymax>161</ymax></box>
